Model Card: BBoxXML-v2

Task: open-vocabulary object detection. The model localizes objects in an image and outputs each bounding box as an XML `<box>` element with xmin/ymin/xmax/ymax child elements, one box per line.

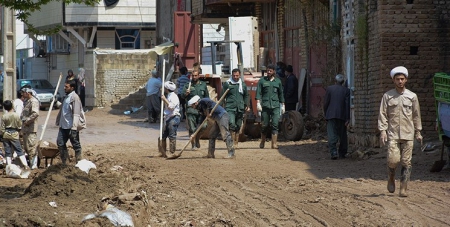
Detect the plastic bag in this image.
<box><xmin>5</xmin><ymin>164</ymin><xmax>30</xmax><ymax>179</ymax></box>
<box><xmin>75</xmin><ymin>159</ymin><xmax>97</xmax><ymax>174</ymax></box>
<box><xmin>82</xmin><ymin>204</ymin><xmax>134</xmax><ymax>226</ymax></box>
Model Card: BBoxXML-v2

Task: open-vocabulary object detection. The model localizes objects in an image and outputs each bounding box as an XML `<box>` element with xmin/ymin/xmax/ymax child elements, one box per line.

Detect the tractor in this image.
<box><xmin>196</xmin><ymin>40</ymin><xmax>304</xmax><ymax>141</ymax></box>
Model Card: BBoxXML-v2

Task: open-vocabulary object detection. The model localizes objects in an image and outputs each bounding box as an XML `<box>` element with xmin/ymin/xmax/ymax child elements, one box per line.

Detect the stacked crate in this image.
<box><xmin>433</xmin><ymin>73</ymin><xmax>450</xmax><ymax>141</ymax></box>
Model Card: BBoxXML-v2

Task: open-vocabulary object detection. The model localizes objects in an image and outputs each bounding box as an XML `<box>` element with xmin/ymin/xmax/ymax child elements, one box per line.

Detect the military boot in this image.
<box><xmin>387</xmin><ymin>167</ymin><xmax>396</xmax><ymax>193</ymax></box>
<box><xmin>399</xmin><ymin>166</ymin><xmax>411</xmax><ymax>197</ymax></box>
<box><xmin>169</xmin><ymin>139</ymin><xmax>176</xmax><ymax>154</ymax></box>
<box><xmin>231</xmin><ymin>132</ymin><xmax>236</xmax><ymax>148</ymax></box>
<box><xmin>207</xmin><ymin>139</ymin><xmax>215</xmax><ymax>158</ymax></box>
<box><xmin>158</xmin><ymin>138</ymin><xmax>167</xmax><ymax>158</ymax></box>
<box><xmin>195</xmin><ymin>134</ymin><xmax>201</xmax><ymax>149</ymax></box>
<box><xmin>75</xmin><ymin>150</ymin><xmax>83</xmax><ymax>162</ymax></box>
<box><xmin>234</xmin><ymin>132</ymin><xmax>240</xmax><ymax>149</ymax></box>
<box><xmin>271</xmin><ymin>134</ymin><xmax>278</xmax><ymax>149</ymax></box>
<box><xmin>259</xmin><ymin>133</ymin><xmax>266</xmax><ymax>148</ymax></box>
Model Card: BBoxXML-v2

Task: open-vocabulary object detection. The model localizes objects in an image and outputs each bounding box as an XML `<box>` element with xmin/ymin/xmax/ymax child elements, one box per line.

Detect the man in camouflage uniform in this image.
<box><xmin>378</xmin><ymin>66</ymin><xmax>422</xmax><ymax>197</ymax></box>
<box><xmin>256</xmin><ymin>64</ymin><xmax>285</xmax><ymax>149</ymax></box>
<box><xmin>222</xmin><ymin>68</ymin><xmax>249</xmax><ymax>148</ymax></box>
<box><xmin>181</xmin><ymin>70</ymin><xmax>209</xmax><ymax>149</ymax></box>
<box><xmin>21</xmin><ymin>88</ymin><xmax>40</xmax><ymax>169</ymax></box>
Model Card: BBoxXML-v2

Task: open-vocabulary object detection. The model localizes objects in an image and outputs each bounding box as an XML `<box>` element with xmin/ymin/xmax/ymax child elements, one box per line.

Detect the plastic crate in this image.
<box><xmin>433</xmin><ymin>73</ymin><xmax>450</xmax><ymax>103</ymax></box>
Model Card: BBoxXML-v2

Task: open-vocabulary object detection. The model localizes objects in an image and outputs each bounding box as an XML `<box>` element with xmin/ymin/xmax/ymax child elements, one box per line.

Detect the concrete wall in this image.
<box><xmin>93</xmin><ymin>53</ymin><xmax>156</xmax><ymax>107</ymax></box>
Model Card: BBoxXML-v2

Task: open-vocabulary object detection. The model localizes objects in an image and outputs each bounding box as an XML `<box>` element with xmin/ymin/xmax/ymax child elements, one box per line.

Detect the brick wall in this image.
<box><xmin>95</xmin><ymin>53</ymin><xmax>155</xmax><ymax>107</ymax></box>
<box><xmin>353</xmin><ymin>0</ymin><xmax>450</xmax><ymax>145</ymax></box>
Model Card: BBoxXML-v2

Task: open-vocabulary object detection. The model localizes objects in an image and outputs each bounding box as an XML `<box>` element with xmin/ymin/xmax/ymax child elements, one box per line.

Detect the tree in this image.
<box><xmin>1</xmin><ymin>0</ymin><xmax>100</xmax><ymax>35</ymax></box>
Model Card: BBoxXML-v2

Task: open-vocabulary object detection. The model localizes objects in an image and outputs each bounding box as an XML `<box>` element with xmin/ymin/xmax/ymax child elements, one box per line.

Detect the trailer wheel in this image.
<box><xmin>282</xmin><ymin>111</ymin><xmax>304</xmax><ymax>141</ymax></box>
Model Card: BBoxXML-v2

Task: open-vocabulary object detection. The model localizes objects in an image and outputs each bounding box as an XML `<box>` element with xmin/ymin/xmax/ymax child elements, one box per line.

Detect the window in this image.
<box><xmin>115</xmin><ymin>29</ymin><xmax>141</xmax><ymax>49</ymax></box>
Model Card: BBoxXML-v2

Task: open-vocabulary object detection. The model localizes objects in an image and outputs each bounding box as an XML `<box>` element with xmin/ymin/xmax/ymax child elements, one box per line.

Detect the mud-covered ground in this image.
<box><xmin>0</xmin><ymin>107</ymin><xmax>449</xmax><ymax>226</ymax></box>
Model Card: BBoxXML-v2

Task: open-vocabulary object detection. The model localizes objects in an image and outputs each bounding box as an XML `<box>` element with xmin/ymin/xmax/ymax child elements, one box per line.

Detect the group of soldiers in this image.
<box><xmin>157</xmin><ymin>63</ymin><xmax>290</xmax><ymax>159</ymax></box>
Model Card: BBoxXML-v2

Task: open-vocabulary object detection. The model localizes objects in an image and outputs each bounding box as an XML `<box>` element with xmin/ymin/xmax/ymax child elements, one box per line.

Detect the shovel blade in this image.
<box><xmin>166</xmin><ymin>153</ymin><xmax>181</xmax><ymax>160</ymax></box>
<box><xmin>430</xmin><ymin>160</ymin><xmax>446</xmax><ymax>172</ymax></box>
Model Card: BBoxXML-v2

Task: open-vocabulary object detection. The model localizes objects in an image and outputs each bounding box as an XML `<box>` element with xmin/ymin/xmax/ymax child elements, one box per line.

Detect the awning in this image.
<box><xmin>94</xmin><ymin>41</ymin><xmax>175</xmax><ymax>60</ymax></box>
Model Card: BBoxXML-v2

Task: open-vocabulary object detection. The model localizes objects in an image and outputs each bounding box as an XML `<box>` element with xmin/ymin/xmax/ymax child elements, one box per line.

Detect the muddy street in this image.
<box><xmin>0</xmin><ymin>107</ymin><xmax>449</xmax><ymax>226</ymax></box>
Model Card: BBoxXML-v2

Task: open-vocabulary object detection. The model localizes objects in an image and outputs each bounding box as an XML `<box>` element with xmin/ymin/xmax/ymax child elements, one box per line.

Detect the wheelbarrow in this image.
<box><xmin>38</xmin><ymin>141</ymin><xmax>60</xmax><ymax>168</ymax></box>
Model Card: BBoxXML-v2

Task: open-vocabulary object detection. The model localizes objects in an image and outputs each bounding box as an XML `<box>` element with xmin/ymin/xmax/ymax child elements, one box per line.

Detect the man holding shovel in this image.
<box><xmin>158</xmin><ymin>81</ymin><xmax>181</xmax><ymax>158</ymax></box>
<box><xmin>378</xmin><ymin>66</ymin><xmax>422</xmax><ymax>197</ymax></box>
<box><xmin>56</xmin><ymin>79</ymin><xmax>86</xmax><ymax>165</ymax></box>
<box><xmin>222</xmin><ymin>68</ymin><xmax>249</xmax><ymax>149</ymax></box>
<box><xmin>181</xmin><ymin>70</ymin><xmax>209</xmax><ymax>150</ymax></box>
<box><xmin>188</xmin><ymin>95</ymin><xmax>235</xmax><ymax>158</ymax></box>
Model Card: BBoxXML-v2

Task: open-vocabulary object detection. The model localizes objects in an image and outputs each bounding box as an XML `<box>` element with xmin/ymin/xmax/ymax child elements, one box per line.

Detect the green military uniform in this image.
<box><xmin>256</xmin><ymin>76</ymin><xmax>285</xmax><ymax>134</ymax></box>
<box><xmin>181</xmin><ymin>80</ymin><xmax>209</xmax><ymax>142</ymax></box>
<box><xmin>222</xmin><ymin>80</ymin><xmax>249</xmax><ymax>132</ymax></box>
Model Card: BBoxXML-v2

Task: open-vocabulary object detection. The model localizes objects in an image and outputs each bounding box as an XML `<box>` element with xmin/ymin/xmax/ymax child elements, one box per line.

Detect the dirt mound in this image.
<box><xmin>24</xmin><ymin>164</ymin><xmax>119</xmax><ymax>200</ymax></box>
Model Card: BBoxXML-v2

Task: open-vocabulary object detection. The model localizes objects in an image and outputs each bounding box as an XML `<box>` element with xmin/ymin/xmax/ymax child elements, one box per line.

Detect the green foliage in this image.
<box><xmin>0</xmin><ymin>0</ymin><xmax>100</xmax><ymax>35</ymax></box>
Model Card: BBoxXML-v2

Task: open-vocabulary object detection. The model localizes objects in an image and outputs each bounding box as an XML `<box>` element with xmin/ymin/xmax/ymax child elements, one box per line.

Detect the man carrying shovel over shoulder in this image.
<box><xmin>187</xmin><ymin>95</ymin><xmax>235</xmax><ymax>159</ymax></box>
<box><xmin>378</xmin><ymin>66</ymin><xmax>422</xmax><ymax>197</ymax></box>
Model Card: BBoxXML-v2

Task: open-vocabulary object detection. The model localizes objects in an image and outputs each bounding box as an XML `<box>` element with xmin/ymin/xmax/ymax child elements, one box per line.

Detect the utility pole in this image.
<box><xmin>2</xmin><ymin>6</ymin><xmax>17</xmax><ymax>103</ymax></box>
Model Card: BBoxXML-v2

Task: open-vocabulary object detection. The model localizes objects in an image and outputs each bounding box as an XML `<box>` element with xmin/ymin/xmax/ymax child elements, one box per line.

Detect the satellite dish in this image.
<box><xmin>104</xmin><ymin>0</ymin><xmax>119</xmax><ymax>7</ymax></box>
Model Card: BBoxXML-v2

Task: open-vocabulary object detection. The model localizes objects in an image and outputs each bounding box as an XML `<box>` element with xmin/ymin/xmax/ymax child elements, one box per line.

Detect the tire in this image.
<box><xmin>281</xmin><ymin>111</ymin><xmax>304</xmax><ymax>141</ymax></box>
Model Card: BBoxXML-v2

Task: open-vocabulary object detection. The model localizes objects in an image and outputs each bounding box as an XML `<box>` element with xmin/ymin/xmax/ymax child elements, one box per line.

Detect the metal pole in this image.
<box><xmin>2</xmin><ymin>6</ymin><xmax>17</xmax><ymax>104</ymax></box>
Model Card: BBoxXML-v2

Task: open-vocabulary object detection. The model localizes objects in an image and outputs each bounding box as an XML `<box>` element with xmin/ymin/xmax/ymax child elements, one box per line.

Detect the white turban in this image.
<box><xmin>335</xmin><ymin>74</ymin><xmax>345</xmax><ymax>83</ymax></box>
<box><xmin>164</xmin><ymin>81</ymin><xmax>176</xmax><ymax>91</ymax></box>
<box><xmin>188</xmin><ymin>95</ymin><xmax>201</xmax><ymax>106</ymax></box>
<box><xmin>390</xmin><ymin>66</ymin><xmax>408</xmax><ymax>78</ymax></box>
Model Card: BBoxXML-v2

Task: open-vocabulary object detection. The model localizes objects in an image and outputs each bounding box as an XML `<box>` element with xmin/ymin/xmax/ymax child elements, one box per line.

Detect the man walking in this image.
<box><xmin>21</xmin><ymin>88</ymin><xmax>40</xmax><ymax>169</ymax></box>
<box><xmin>222</xmin><ymin>68</ymin><xmax>249</xmax><ymax>148</ymax></box>
<box><xmin>56</xmin><ymin>80</ymin><xmax>86</xmax><ymax>164</ymax></box>
<box><xmin>323</xmin><ymin>74</ymin><xmax>350</xmax><ymax>160</ymax></box>
<box><xmin>181</xmin><ymin>70</ymin><xmax>209</xmax><ymax>149</ymax></box>
<box><xmin>256</xmin><ymin>64</ymin><xmax>285</xmax><ymax>149</ymax></box>
<box><xmin>146</xmin><ymin>69</ymin><xmax>162</xmax><ymax>123</ymax></box>
<box><xmin>283</xmin><ymin>65</ymin><xmax>299</xmax><ymax>111</ymax></box>
<box><xmin>378</xmin><ymin>66</ymin><xmax>422</xmax><ymax>197</ymax></box>
<box><xmin>188</xmin><ymin>96</ymin><xmax>235</xmax><ymax>158</ymax></box>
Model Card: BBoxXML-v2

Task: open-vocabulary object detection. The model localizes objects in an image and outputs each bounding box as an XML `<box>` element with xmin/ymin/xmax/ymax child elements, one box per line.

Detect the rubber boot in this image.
<box><xmin>59</xmin><ymin>148</ymin><xmax>68</xmax><ymax>165</ymax></box>
<box><xmin>158</xmin><ymin>138</ymin><xmax>167</xmax><ymax>158</ymax></box>
<box><xmin>259</xmin><ymin>133</ymin><xmax>266</xmax><ymax>149</ymax></box>
<box><xmin>207</xmin><ymin>139</ymin><xmax>215</xmax><ymax>158</ymax></box>
<box><xmin>169</xmin><ymin>139</ymin><xmax>176</xmax><ymax>154</ymax></box>
<box><xmin>6</xmin><ymin>157</ymin><xmax>12</xmax><ymax>166</ymax></box>
<box><xmin>387</xmin><ymin>167</ymin><xmax>396</xmax><ymax>193</ymax></box>
<box><xmin>75</xmin><ymin>150</ymin><xmax>83</xmax><ymax>162</ymax></box>
<box><xmin>189</xmin><ymin>133</ymin><xmax>197</xmax><ymax>150</ymax></box>
<box><xmin>18</xmin><ymin>155</ymin><xmax>30</xmax><ymax>169</ymax></box>
<box><xmin>225</xmin><ymin>136</ymin><xmax>235</xmax><ymax>158</ymax></box>
<box><xmin>31</xmin><ymin>156</ymin><xmax>38</xmax><ymax>169</ymax></box>
<box><xmin>271</xmin><ymin>134</ymin><xmax>278</xmax><ymax>149</ymax></box>
<box><xmin>231</xmin><ymin>132</ymin><xmax>236</xmax><ymax>148</ymax></box>
<box><xmin>399</xmin><ymin>166</ymin><xmax>411</xmax><ymax>197</ymax></box>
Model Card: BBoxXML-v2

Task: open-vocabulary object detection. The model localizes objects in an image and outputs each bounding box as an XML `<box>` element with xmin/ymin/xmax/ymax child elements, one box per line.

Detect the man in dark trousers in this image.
<box><xmin>188</xmin><ymin>95</ymin><xmax>235</xmax><ymax>159</ymax></box>
<box><xmin>323</xmin><ymin>74</ymin><xmax>350</xmax><ymax>160</ymax></box>
<box><xmin>283</xmin><ymin>65</ymin><xmax>299</xmax><ymax>111</ymax></box>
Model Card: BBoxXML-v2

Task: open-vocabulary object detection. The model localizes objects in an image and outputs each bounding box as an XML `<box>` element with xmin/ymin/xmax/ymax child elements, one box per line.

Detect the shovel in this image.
<box><xmin>430</xmin><ymin>140</ymin><xmax>447</xmax><ymax>172</ymax></box>
<box><xmin>166</xmin><ymin>89</ymin><xmax>230</xmax><ymax>160</ymax></box>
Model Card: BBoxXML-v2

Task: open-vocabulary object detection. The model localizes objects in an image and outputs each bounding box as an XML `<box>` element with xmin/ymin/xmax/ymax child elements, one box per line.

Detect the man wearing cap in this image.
<box><xmin>188</xmin><ymin>95</ymin><xmax>235</xmax><ymax>158</ymax></box>
<box><xmin>378</xmin><ymin>66</ymin><xmax>422</xmax><ymax>197</ymax></box>
<box><xmin>20</xmin><ymin>88</ymin><xmax>40</xmax><ymax>169</ymax></box>
<box><xmin>158</xmin><ymin>81</ymin><xmax>181</xmax><ymax>157</ymax></box>
<box><xmin>222</xmin><ymin>68</ymin><xmax>249</xmax><ymax>149</ymax></box>
<box><xmin>283</xmin><ymin>65</ymin><xmax>299</xmax><ymax>111</ymax></box>
<box><xmin>324</xmin><ymin>74</ymin><xmax>350</xmax><ymax>160</ymax></box>
<box><xmin>181</xmin><ymin>70</ymin><xmax>209</xmax><ymax>150</ymax></box>
<box><xmin>256</xmin><ymin>64</ymin><xmax>285</xmax><ymax>149</ymax></box>
<box><xmin>146</xmin><ymin>69</ymin><xmax>162</xmax><ymax>123</ymax></box>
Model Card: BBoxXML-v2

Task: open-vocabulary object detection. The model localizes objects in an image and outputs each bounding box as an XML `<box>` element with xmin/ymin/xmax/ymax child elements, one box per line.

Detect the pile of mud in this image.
<box><xmin>24</xmin><ymin>164</ymin><xmax>119</xmax><ymax>200</ymax></box>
